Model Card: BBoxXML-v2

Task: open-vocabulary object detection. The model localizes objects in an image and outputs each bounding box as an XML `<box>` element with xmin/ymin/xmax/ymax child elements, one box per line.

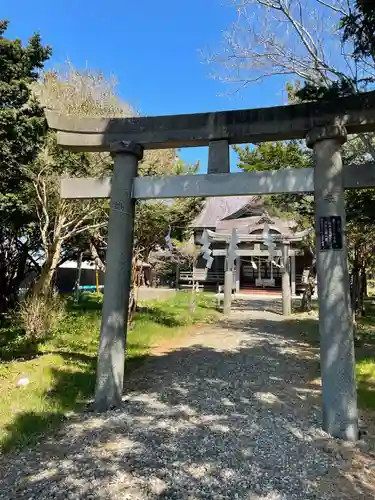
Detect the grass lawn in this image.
<box><xmin>0</xmin><ymin>291</ymin><xmax>219</xmax><ymax>453</ymax></box>
<box><xmin>291</xmin><ymin>298</ymin><xmax>375</xmax><ymax>411</ymax></box>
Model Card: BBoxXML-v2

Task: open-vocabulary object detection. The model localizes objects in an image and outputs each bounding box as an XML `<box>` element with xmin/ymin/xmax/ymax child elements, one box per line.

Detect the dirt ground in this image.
<box><xmin>0</xmin><ymin>300</ymin><xmax>374</xmax><ymax>499</ymax></box>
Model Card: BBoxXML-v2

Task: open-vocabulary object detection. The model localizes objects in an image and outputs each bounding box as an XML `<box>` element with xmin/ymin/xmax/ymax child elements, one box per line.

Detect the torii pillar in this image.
<box><xmin>94</xmin><ymin>141</ymin><xmax>143</xmax><ymax>410</ymax></box>
<box><xmin>208</xmin><ymin>139</ymin><xmax>233</xmax><ymax>315</ymax></box>
<box><xmin>281</xmin><ymin>241</ymin><xmax>292</xmax><ymax>316</ymax></box>
<box><xmin>307</xmin><ymin>125</ymin><xmax>358</xmax><ymax>441</ymax></box>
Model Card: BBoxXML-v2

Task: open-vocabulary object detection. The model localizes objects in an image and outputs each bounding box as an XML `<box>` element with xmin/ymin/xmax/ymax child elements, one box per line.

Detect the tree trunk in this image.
<box><xmin>358</xmin><ymin>268</ymin><xmax>366</xmax><ymax>317</ymax></box>
<box><xmin>128</xmin><ymin>287</ymin><xmax>137</xmax><ymax>327</ymax></box>
<box><xmin>351</xmin><ymin>267</ymin><xmax>360</xmax><ymax>321</ymax></box>
<box><xmin>74</xmin><ymin>252</ymin><xmax>83</xmax><ymax>302</ymax></box>
<box><xmin>33</xmin><ymin>240</ymin><xmax>62</xmax><ymax>296</ymax></box>
<box><xmin>363</xmin><ymin>269</ymin><xmax>368</xmax><ymax>298</ymax></box>
<box><xmin>128</xmin><ymin>257</ymin><xmax>139</xmax><ymax>327</ymax></box>
<box><xmin>90</xmin><ymin>240</ymin><xmax>106</xmax><ymax>273</ymax></box>
<box><xmin>0</xmin><ymin>237</ymin><xmax>31</xmax><ymax>313</ymax></box>
<box><xmin>176</xmin><ymin>264</ymin><xmax>180</xmax><ymax>290</ymax></box>
<box><xmin>300</xmin><ymin>281</ymin><xmax>313</xmax><ymax>312</ymax></box>
<box><xmin>90</xmin><ymin>241</ymin><xmax>139</xmax><ymax>326</ymax></box>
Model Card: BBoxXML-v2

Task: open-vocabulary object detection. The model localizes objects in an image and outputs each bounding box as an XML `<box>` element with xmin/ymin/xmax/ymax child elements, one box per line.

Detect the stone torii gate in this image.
<box><xmin>206</xmin><ymin>228</ymin><xmax>312</xmax><ymax>316</ymax></box>
<box><xmin>46</xmin><ymin>90</ymin><xmax>375</xmax><ymax>441</ymax></box>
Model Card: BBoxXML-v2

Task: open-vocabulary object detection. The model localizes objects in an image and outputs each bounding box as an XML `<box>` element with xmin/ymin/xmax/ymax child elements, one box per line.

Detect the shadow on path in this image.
<box><xmin>0</xmin><ymin>315</ymin><xmax>374</xmax><ymax>500</ymax></box>
<box><xmin>230</xmin><ymin>298</ymin><xmax>303</xmax><ymax>315</ymax></box>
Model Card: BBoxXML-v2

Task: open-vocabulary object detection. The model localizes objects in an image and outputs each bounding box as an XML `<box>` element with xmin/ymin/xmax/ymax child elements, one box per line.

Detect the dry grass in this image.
<box><xmin>16</xmin><ymin>293</ymin><xmax>65</xmax><ymax>341</ymax></box>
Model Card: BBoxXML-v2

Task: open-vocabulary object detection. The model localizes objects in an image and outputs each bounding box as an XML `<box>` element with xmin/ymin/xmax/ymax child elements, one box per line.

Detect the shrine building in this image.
<box><xmin>180</xmin><ymin>196</ymin><xmax>313</xmax><ymax>294</ymax></box>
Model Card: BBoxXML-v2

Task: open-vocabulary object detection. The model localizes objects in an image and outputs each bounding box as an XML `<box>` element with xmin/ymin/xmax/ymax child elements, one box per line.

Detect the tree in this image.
<box><xmin>179</xmin><ymin>240</ymin><xmax>201</xmax><ymax>309</ymax></box>
<box><xmin>134</xmin><ymin>202</ymin><xmax>177</xmax><ymax>261</ymax></box>
<box><xmin>32</xmin><ymin>63</ymin><xmax>187</xmax><ymax>297</ymax></box>
<box><xmin>212</xmin><ymin>1</ymin><xmax>375</xmax><ymax>316</ymax></box>
<box><xmin>343</xmin><ymin>140</ymin><xmax>375</xmax><ymax>317</ymax></box>
<box><xmin>90</xmin><ymin>194</ymin><xmax>203</xmax><ymax>272</ymax></box>
<box><xmin>235</xmin><ymin>140</ymin><xmax>316</xmax><ymax>310</ymax></box>
<box><xmin>36</xmin><ymin>62</ymin><xmax>178</xmax><ymax>178</ymax></box>
<box><xmin>288</xmin><ymin>84</ymin><xmax>375</xmax><ymax>317</ymax></box>
<box><xmin>29</xmin><ymin>66</ymin><xmax>124</xmax><ymax>296</ymax></box>
<box><xmin>28</xmin><ymin>134</ymin><xmax>108</xmax><ymax>295</ymax></box>
<box><xmin>341</xmin><ymin>1</ymin><xmax>375</xmax><ymax>61</ymax></box>
<box><xmin>0</xmin><ymin>20</ymin><xmax>51</xmax><ymax>312</ymax></box>
<box><xmin>235</xmin><ymin>141</ymin><xmax>311</xmax><ymax>171</ymax></box>
<box><xmin>235</xmin><ymin>141</ymin><xmax>314</xmax><ymax>227</ymax></box>
<box><xmin>29</xmin><ymin>61</ymin><xmax>203</xmax><ymax>314</ymax></box>
<box><xmin>212</xmin><ymin>1</ymin><xmax>373</xmax><ymax>90</ymax></box>
<box><xmin>211</xmin><ymin>0</ymin><xmax>375</xmax><ymax>153</ymax></box>
<box><xmin>144</xmin><ymin>234</ymin><xmax>202</xmax><ymax>312</ymax></box>
<box><xmin>88</xmin><ymin>179</ymin><xmax>202</xmax><ymax>323</ymax></box>
<box><xmin>89</xmin><ymin>154</ymin><xmax>203</xmax><ymax>270</ymax></box>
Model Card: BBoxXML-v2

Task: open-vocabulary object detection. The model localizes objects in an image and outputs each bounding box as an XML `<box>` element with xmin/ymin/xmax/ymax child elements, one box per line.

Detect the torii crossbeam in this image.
<box><xmin>46</xmin><ymin>90</ymin><xmax>375</xmax><ymax>442</ymax></box>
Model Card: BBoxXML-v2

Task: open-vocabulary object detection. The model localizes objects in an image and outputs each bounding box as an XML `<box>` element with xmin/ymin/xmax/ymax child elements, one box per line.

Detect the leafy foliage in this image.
<box><xmin>0</xmin><ymin>20</ymin><xmax>51</xmax><ymax>311</ymax></box>
<box><xmin>32</xmin><ymin>62</ymin><xmax>195</xmax><ymax>294</ymax></box>
<box><xmin>293</xmin><ymin>78</ymin><xmax>362</xmax><ymax>102</ymax></box>
<box><xmin>235</xmin><ymin>141</ymin><xmax>314</xmax><ymax>230</ymax></box>
<box><xmin>90</xmin><ymin>156</ymin><xmax>203</xmax><ymax>275</ymax></box>
<box><xmin>341</xmin><ymin>1</ymin><xmax>375</xmax><ymax>61</ymax></box>
<box><xmin>234</xmin><ymin>141</ymin><xmax>311</xmax><ymax>172</ymax></box>
<box><xmin>0</xmin><ymin>20</ymin><xmax>51</xmax><ymax>216</ymax></box>
<box><xmin>287</xmin><ymin>78</ymin><xmax>375</xmax><ymax>311</ymax></box>
<box><xmin>286</xmin><ymin>26</ymin><xmax>375</xmax><ymax>316</ymax></box>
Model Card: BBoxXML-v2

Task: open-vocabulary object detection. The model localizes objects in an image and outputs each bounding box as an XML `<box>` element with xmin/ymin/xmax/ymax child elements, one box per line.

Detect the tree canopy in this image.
<box><xmin>0</xmin><ymin>25</ymin><xmax>200</xmax><ymax>311</ymax></box>
<box><xmin>0</xmin><ymin>20</ymin><xmax>51</xmax><ymax>311</ymax></box>
<box><xmin>341</xmin><ymin>1</ymin><xmax>375</xmax><ymax>61</ymax></box>
<box><xmin>0</xmin><ymin>20</ymin><xmax>50</xmax><ymax>219</ymax></box>
<box><xmin>234</xmin><ymin>141</ymin><xmax>311</xmax><ymax>172</ymax></box>
<box><xmin>234</xmin><ymin>141</ymin><xmax>314</xmax><ymax>229</ymax></box>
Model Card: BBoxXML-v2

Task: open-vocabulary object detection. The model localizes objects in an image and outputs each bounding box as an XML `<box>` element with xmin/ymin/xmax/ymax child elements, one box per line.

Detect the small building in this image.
<box><xmin>180</xmin><ymin>196</ymin><xmax>313</xmax><ymax>294</ymax></box>
<box><xmin>55</xmin><ymin>260</ymin><xmax>105</xmax><ymax>293</ymax></box>
<box><xmin>55</xmin><ymin>259</ymin><xmax>152</xmax><ymax>293</ymax></box>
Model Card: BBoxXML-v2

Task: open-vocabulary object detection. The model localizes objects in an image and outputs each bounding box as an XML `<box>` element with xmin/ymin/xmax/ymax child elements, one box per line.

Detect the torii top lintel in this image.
<box><xmin>45</xmin><ymin>91</ymin><xmax>375</xmax><ymax>152</ymax></box>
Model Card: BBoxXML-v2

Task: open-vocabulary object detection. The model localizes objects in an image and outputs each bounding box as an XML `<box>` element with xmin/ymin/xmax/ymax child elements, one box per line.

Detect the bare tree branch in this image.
<box><xmin>61</xmin><ymin>205</ymin><xmax>102</xmax><ymax>231</ymax></box>
<box><xmin>61</xmin><ymin>221</ymin><xmax>107</xmax><ymax>242</ymax></box>
<box><xmin>207</xmin><ymin>0</ymin><xmax>375</xmax><ymax>161</ymax></box>
<box><xmin>315</xmin><ymin>0</ymin><xmax>347</xmax><ymax>15</ymax></box>
<box><xmin>209</xmin><ymin>0</ymin><xmax>371</xmax><ymax>92</ymax></box>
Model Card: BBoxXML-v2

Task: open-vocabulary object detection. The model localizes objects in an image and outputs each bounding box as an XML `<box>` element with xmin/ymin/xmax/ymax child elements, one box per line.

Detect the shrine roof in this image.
<box><xmin>191</xmin><ymin>196</ymin><xmax>296</xmax><ymax>236</ymax></box>
<box><xmin>191</xmin><ymin>196</ymin><xmax>262</xmax><ymax>228</ymax></box>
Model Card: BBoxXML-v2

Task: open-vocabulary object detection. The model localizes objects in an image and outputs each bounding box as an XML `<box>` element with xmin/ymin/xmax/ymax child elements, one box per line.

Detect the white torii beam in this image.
<box><xmin>60</xmin><ymin>162</ymin><xmax>375</xmax><ymax>199</ymax></box>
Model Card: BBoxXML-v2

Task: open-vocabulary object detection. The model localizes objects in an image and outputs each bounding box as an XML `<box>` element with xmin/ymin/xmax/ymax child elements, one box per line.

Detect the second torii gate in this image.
<box><xmin>46</xmin><ymin>90</ymin><xmax>375</xmax><ymax>441</ymax></box>
<box><xmin>205</xmin><ymin>227</ymin><xmax>312</xmax><ymax>316</ymax></box>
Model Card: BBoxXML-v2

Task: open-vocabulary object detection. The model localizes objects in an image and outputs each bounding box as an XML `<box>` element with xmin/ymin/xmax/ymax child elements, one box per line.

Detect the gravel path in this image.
<box><xmin>1</xmin><ymin>304</ymin><xmax>375</xmax><ymax>499</ymax></box>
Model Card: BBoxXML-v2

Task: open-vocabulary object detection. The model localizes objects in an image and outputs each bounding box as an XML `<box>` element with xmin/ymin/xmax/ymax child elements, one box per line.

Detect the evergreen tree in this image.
<box><xmin>341</xmin><ymin>1</ymin><xmax>375</xmax><ymax>62</ymax></box>
<box><xmin>0</xmin><ymin>20</ymin><xmax>51</xmax><ymax>311</ymax></box>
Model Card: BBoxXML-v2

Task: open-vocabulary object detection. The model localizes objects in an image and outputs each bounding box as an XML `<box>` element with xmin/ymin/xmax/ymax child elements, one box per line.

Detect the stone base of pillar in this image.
<box><xmin>223</xmin><ymin>271</ymin><xmax>233</xmax><ymax>315</ymax></box>
<box><xmin>282</xmin><ymin>243</ymin><xmax>292</xmax><ymax>316</ymax></box>
<box><xmin>291</xmin><ymin>254</ymin><xmax>296</xmax><ymax>296</ymax></box>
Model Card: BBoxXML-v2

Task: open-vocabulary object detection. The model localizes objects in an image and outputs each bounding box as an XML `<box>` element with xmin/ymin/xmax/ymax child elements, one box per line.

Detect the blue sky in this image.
<box><xmin>3</xmin><ymin>0</ymin><xmax>289</xmax><ymax>172</ymax></box>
